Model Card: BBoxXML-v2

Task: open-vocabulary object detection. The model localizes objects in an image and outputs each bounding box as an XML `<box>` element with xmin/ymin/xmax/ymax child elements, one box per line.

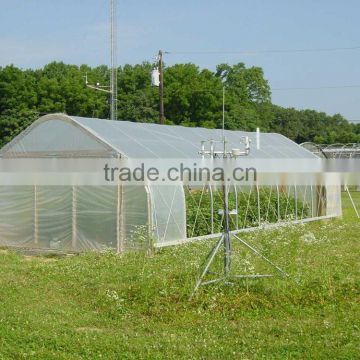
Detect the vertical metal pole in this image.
<box><xmin>301</xmin><ymin>185</ymin><xmax>308</xmax><ymax>219</ymax></box>
<box><xmin>34</xmin><ymin>185</ymin><xmax>38</xmax><ymax>245</ymax></box>
<box><xmin>222</xmin><ymin>86</ymin><xmax>226</xmax><ymax>153</ymax></box>
<box><xmin>118</xmin><ymin>185</ymin><xmax>125</xmax><ymax>252</ymax></box>
<box><xmin>145</xmin><ymin>185</ymin><xmax>154</xmax><ymax>250</ymax></box>
<box><xmin>223</xmin><ymin>182</ymin><xmax>231</xmax><ymax>275</ymax></box>
<box><xmin>316</xmin><ymin>185</ymin><xmax>323</xmax><ymax>217</ymax></box>
<box><xmin>110</xmin><ymin>0</ymin><xmax>118</xmax><ymax>120</ymax></box>
<box><xmin>294</xmin><ymin>184</ymin><xmax>298</xmax><ymax>220</ymax></box>
<box><xmin>310</xmin><ymin>184</ymin><xmax>314</xmax><ymax>218</ymax></box>
<box><xmin>72</xmin><ymin>186</ymin><xmax>77</xmax><ymax>250</ymax></box>
<box><xmin>116</xmin><ymin>183</ymin><xmax>121</xmax><ymax>253</ymax></box>
<box><xmin>284</xmin><ymin>186</ymin><xmax>291</xmax><ymax>220</ymax></box>
<box><xmin>265</xmin><ymin>186</ymin><xmax>273</xmax><ymax>223</ymax></box>
<box><xmin>201</xmin><ymin>141</ymin><xmax>205</xmax><ymax>159</ymax></box>
<box><xmin>243</xmin><ymin>185</ymin><xmax>252</xmax><ymax>229</ymax></box>
<box><xmin>159</xmin><ymin>50</ymin><xmax>165</xmax><ymax>124</ymax></box>
<box><xmin>234</xmin><ymin>184</ymin><xmax>239</xmax><ymax>230</ymax></box>
<box><xmin>257</xmin><ymin>184</ymin><xmax>261</xmax><ymax>226</ymax></box>
<box><xmin>276</xmin><ymin>184</ymin><xmax>280</xmax><ymax>221</ymax></box>
<box><xmin>209</xmin><ymin>184</ymin><xmax>214</xmax><ymax>234</ymax></box>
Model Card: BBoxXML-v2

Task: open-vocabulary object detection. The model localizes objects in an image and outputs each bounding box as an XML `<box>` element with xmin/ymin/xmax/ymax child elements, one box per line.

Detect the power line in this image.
<box><xmin>163</xmin><ymin>85</ymin><xmax>360</xmax><ymax>92</ymax></box>
<box><xmin>165</xmin><ymin>46</ymin><xmax>360</xmax><ymax>56</ymax></box>
<box><xmin>272</xmin><ymin>85</ymin><xmax>360</xmax><ymax>91</ymax></box>
<box><xmin>160</xmin><ymin>87</ymin><xmax>360</xmax><ymax>123</ymax></box>
<box><xmin>159</xmin><ymin>86</ymin><xmax>360</xmax><ymax>95</ymax></box>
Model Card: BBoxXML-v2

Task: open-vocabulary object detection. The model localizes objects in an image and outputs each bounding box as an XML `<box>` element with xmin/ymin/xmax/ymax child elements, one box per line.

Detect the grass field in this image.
<box><xmin>0</xmin><ymin>193</ymin><xmax>359</xmax><ymax>359</ymax></box>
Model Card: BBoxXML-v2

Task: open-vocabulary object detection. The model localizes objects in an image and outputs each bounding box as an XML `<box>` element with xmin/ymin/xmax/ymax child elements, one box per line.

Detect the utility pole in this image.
<box><xmin>158</xmin><ymin>50</ymin><xmax>165</xmax><ymax>124</ymax></box>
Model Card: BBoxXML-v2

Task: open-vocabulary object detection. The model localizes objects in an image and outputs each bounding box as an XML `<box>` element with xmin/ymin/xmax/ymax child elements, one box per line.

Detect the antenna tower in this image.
<box><xmin>110</xmin><ymin>0</ymin><xmax>118</xmax><ymax>120</ymax></box>
<box><xmin>85</xmin><ymin>0</ymin><xmax>118</xmax><ymax>120</ymax></box>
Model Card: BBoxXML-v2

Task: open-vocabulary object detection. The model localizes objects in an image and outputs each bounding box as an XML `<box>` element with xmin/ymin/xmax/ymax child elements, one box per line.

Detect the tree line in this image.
<box><xmin>1</xmin><ymin>61</ymin><xmax>359</xmax><ymax>148</ymax></box>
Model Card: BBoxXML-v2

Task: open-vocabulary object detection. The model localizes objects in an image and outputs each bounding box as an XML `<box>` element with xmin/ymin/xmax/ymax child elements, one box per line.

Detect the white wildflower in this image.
<box><xmin>300</xmin><ymin>232</ymin><xmax>317</xmax><ymax>244</ymax></box>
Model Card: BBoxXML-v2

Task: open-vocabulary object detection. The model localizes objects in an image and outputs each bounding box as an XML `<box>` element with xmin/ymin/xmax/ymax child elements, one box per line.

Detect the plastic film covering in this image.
<box><xmin>150</xmin><ymin>184</ymin><xmax>186</xmax><ymax>245</ymax></box>
<box><xmin>325</xmin><ymin>185</ymin><xmax>342</xmax><ymax>217</ymax></box>
<box><xmin>37</xmin><ymin>186</ymin><xmax>72</xmax><ymax>250</ymax></box>
<box><xmin>73</xmin><ymin>116</ymin><xmax>317</xmax><ymax>159</ymax></box>
<box><xmin>1</xmin><ymin>114</ymin><xmax>317</xmax><ymax>159</ymax></box>
<box><xmin>122</xmin><ymin>185</ymin><xmax>150</xmax><ymax>249</ymax></box>
<box><xmin>0</xmin><ymin>186</ymin><xmax>34</xmax><ymax>246</ymax></box>
<box><xmin>0</xmin><ymin>184</ymin><xmax>154</xmax><ymax>252</ymax></box>
<box><xmin>0</xmin><ymin>114</ymin><xmax>337</xmax><ymax>251</ymax></box>
<box><xmin>76</xmin><ymin>186</ymin><xmax>117</xmax><ymax>251</ymax></box>
<box><xmin>0</xmin><ymin>117</ymin><xmax>115</xmax><ymax>157</ymax></box>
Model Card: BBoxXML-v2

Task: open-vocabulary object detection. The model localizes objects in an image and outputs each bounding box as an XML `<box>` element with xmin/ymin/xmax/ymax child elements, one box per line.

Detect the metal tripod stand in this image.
<box><xmin>190</xmin><ymin>138</ymin><xmax>289</xmax><ymax>299</ymax></box>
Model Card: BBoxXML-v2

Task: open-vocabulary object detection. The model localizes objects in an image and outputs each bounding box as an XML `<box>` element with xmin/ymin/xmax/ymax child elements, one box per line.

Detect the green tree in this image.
<box><xmin>164</xmin><ymin>64</ymin><xmax>223</xmax><ymax>126</ymax></box>
<box><xmin>117</xmin><ymin>63</ymin><xmax>158</xmax><ymax>122</ymax></box>
<box><xmin>0</xmin><ymin>61</ymin><xmax>358</xmax><ymax>147</ymax></box>
<box><xmin>0</xmin><ymin>109</ymin><xmax>39</xmax><ymax>148</ymax></box>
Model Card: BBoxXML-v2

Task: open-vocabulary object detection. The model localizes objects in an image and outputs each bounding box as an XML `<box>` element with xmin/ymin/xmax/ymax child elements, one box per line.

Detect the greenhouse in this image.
<box><xmin>0</xmin><ymin>113</ymin><xmax>342</xmax><ymax>252</ymax></box>
<box><xmin>301</xmin><ymin>142</ymin><xmax>360</xmax><ymax>159</ymax></box>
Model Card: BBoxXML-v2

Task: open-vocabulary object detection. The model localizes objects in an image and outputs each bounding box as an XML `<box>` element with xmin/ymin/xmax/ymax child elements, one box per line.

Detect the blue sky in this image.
<box><xmin>1</xmin><ymin>0</ymin><xmax>359</xmax><ymax>121</ymax></box>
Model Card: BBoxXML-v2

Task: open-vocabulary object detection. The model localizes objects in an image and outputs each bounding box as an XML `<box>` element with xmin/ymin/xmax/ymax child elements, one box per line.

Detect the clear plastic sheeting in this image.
<box><xmin>0</xmin><ymin>186</ymin><xmax>34</xmax><ymax>246</ymax></box>
<box><xmin>0</xmin><ymin>114</ymin><xmax>341</xmax><ymax>252</ymax></box>
<box><xmin>150</xmin><ymin>185</ymin><xmax>186</xmax><ymax>245</ymax></box>
<box><xmin>37</xmin><ymin>186</ymin><xmax>72</xmax><ymax>250</ymax></box>
<box><xmin>73</xmin><ymin>116</ymin><xmax>317</xmax><ymax>159</ymax></box>
<box><xmin>76</xmin><ymin>186</ymin><xmax>117</xmax><ymax>251</ymax></box>
<box><xmin>0</xmin><ymin>184</ymin><xmax>151</xmax><ymax>252</ymax></box>
<box><xmin>122</xmin><ymin>185</ymin><xmax>149</xmax><ymax>249</ymax></box>
<box><xmin>0</xmin><ymin>115</ymin><xmax>117</xmax><ymax>158</ymax></box>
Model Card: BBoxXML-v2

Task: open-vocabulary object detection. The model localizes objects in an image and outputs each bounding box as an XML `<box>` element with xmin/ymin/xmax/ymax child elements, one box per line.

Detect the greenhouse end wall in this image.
<box><xmin>0</xmin><ymin>185</ymin><xmax>151</xmax><ymax>252</ymax></box>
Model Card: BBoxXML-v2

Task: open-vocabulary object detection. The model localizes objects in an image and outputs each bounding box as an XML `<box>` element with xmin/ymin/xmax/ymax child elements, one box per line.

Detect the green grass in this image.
<box><xmin>0</xmin><ymin>193</ymin><xmax>359</xmax><ymax>359</ymax></box>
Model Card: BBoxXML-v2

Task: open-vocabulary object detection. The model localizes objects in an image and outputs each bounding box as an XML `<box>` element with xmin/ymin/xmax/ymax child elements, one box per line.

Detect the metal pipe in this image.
<box><xmin>110</xmin><ymin>0</ymin><xmax>118</xmax><ymax>120</ymax></box>
<box><xmin>72</xmin><ymin>186</ymin><xmax>77</xmax><ymax>250</ymax></box>
<box><xmin>223</xmin><ymin>182</ymin><xmax>231</xmax><ymax>275</ymax></box>
<box><xmin>257</xmin><ymin>184</ymin><xmax>261</xmax><ymax>227</ymax></box>
<box><xmin>234</xmin><ymin>184</ymin><xmax>239</xmax><ymax>229</ymax></box>
<box><xmin>34</xmin><ymin>185</ymin><xmax>38</xmax><ymax>245</ymax></box>
<box><xmin>209</xmin><ymin>185</ymin><xmax>214</xmax><ymax>234</ymax></box>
